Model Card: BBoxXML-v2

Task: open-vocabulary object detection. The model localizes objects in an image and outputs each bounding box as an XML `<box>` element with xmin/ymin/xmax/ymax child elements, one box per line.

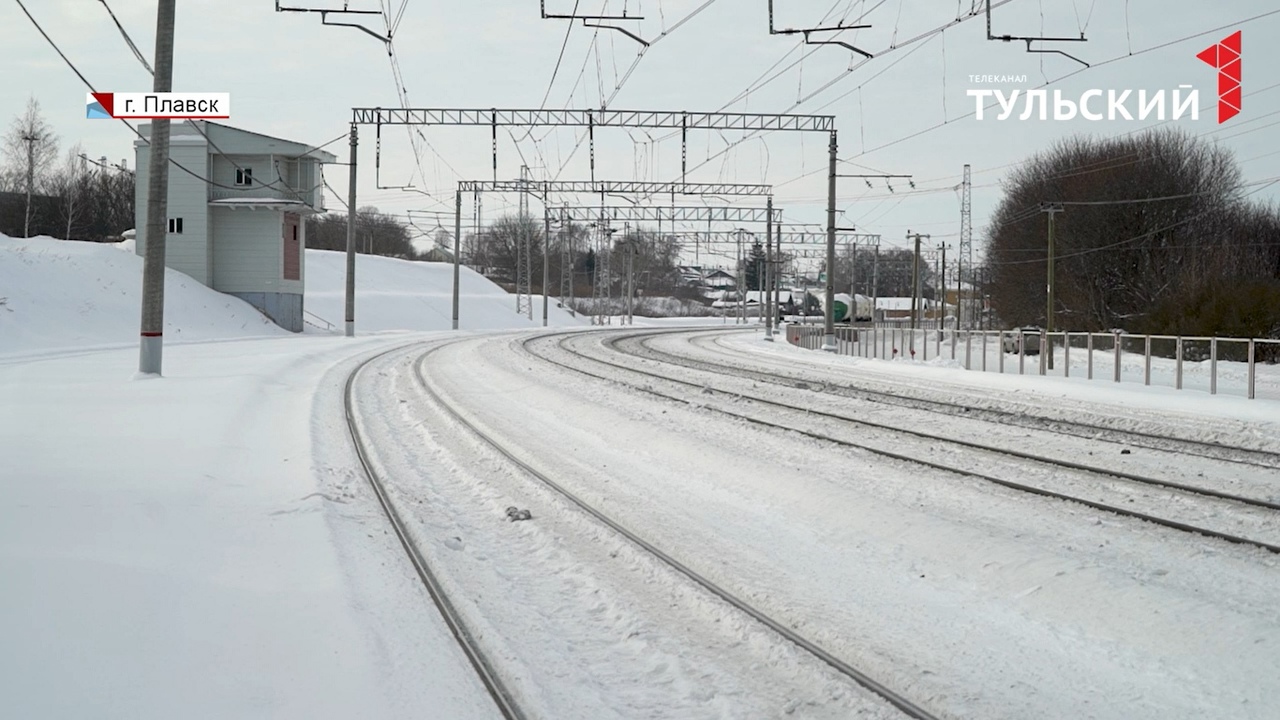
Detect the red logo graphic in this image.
<box><xmin>1197</xmin><ymin>31</ymin><xmax>1241</xmax><ymax>123</ymax></box>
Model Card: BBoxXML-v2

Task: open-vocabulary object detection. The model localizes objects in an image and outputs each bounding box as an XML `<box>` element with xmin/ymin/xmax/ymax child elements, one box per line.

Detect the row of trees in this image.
<box><xmin>305</xmin><ymin>206</ymin><xmax>419</xmax><ymax>259</ymax></box>
<box><xmin>828</xmin><ymin>245</ymin><xmax>937</xmax><ymax>299</ymax></box>
<box><xmin>1</xmin><ymin>98</ymin><xmax>134</xmax><ymax>241</ymax></box>
<box><xmin>463</xmin><ymin>214</ymin><xmax>695</xmax><ymax>298</ymax></box>
<box><xmin>987</xmin><ymin>128</ymin><xmax>1280</xmax><ymax>339</ymax></box>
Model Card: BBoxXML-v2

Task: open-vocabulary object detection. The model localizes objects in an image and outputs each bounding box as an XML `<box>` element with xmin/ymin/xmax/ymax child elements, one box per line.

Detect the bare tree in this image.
<box><xmin>53</xmin><ymin>145</ymin><xmax>89</xmax><ymax>240</ymax></box>
<box><xmin>473</xmin><ymin>214</ymin><xmax>544</xmax><ymax>285</ymax></box>
<box><xmin>987</xmin><ymin>128</ymin><xmax>1278</xmax><ymax>338</ymax></box>
<box><xmin>305</xmin><ymin>207</ymin><xmax>415</xmax><ymax>258</ymax></box>
<box><xmin>3</xmin><ymin>97</ymin><xmax>59</xmax><ymax>237</ymax></box>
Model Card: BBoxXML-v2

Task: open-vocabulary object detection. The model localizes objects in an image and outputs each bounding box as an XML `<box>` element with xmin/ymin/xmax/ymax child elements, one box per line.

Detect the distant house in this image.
<box><xmin>133</xmin><ymin>121</ymin><xmax>337</xmax><ymax>331</ymax></box>
<box><xmin>418</xmin><ymin>245</ymin><xmax>456</xmax><ymax>263</ymax></box>
<box><xmin>676</xmin><ymin>265</ymin><xmax>704</xmax><ymax>286</ymax></box>
<box><xmin>702</xmin><ymin>269</ymin><xmax>737</xmax><ymax>290</ymax></box>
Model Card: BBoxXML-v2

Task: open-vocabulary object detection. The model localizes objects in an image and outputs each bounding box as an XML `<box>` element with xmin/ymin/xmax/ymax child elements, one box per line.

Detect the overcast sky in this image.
<box><xmin>3</xmin><ymin>0</ymin><xmax>1278</xmax><ymax>265</ymax></box>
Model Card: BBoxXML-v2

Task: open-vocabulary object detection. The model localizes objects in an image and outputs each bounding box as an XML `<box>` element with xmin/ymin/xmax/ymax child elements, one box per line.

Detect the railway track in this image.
<box><xmin>343</xmin><ymin>344</ymin><xmax>527</xmax><ymax>720</ymax></box>
<box><xmin>521</xmin><ymin>329</ymin><xmax>1280</xmax><ymax>555</ymax></box>
<box><xmin>675</xmin><ymin>328</ymin><xmax>1280</xmax><ymax>470</ymax></box>
<box><xmin>409</xmin><ymin>341</ymin><xmax>943</xmax><ymax>720</ymax></box>
<box><xmin>625</xmin><ymin>330</ymin><xmax>1280</xmax><ymax>507</ymax></box>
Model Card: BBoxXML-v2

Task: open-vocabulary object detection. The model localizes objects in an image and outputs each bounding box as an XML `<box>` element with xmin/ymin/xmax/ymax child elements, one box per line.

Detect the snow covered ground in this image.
<box><xmin>0</xmin><ymin>236</ymin><xmax>582</xmax><ymax>718</ymax></box>
<box><xmin>4</xmin><ymin>234</ymin><xmax>1278</xmax><ymax>718</ymax></box>
<box><xmin>794</xmin><ymin>324</ymin><xmax>1280</xmax><ymax>402</ymax></box>
<box><xmin>467</xmin><ymin>330</ymin><xmax>1280</xmax><ymax>719</ymax></box>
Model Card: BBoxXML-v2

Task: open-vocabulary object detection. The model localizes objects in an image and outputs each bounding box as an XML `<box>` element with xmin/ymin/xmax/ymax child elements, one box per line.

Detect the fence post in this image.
<box><xmin>1175</xmin><ymin>337</ymin><xmax>1183</xmax><ymax>390</ymax></box>
<box><xmin>951</xmin><ymin>328</ymin><xmax>958</xmax><ymax>359</ymax></box>
<box><xmin>1019</xmin><ymin>332</ymin><xmax>1026</xmax><ymax>375</ymax></box>
<box><xmin>982</xmin><ymin>332</ymin><xmax>988</xmax><ymax>372</ymax></box>
<box><xmin>965</xmin><ymin>333</ymin><xmax>972</xmax><ymax>370</ymax></box>
<box><xmin>1087</xmin><ymin>333</ymin><xmax>1094</xmax><ymax>380</ymax></box>
<box><xmin>1114</xmin><ymin>332</ymin><xmax>1122</xmax><ymax>383</ymax></box>
<box><xmin>1039</xmin><ymin>330</ymin><xmax>1047</xmax><ymax>375</ymax></box>
<box><xmin>1248</xmin><ymin>339</ymin><xmax>1256</xmax><ymax>400</ymax></box>
<box><xmin>1210</xmin><ymin>337</ymin><xmax>1218</xmax><ymax>395</ymax></box>
<box><xmin>1000</xmin><ymin>331</ymin><xmax>1006</xmax><ymax>374</ymax></box>
<box><xmin>1144</xmin><ymin>335</ymin><xmax>1152</xmax><ymax>386</ymax></box>
<box><xmin>1064</xmin><ymin>333</ymin><xmax>1070</xmax><ymax>378</ymax></box>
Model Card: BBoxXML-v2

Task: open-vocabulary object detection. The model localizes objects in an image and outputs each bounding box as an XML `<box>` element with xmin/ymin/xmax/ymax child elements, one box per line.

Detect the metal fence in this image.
<box><xmin>783</xmin><ymin>325</ymin><xmax>1280</xmax><ymax>400</ymax></box>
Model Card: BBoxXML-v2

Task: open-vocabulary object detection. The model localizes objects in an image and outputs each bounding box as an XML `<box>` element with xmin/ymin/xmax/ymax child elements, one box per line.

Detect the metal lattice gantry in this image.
<box><xmin>555</xmin><ymin>205</ymin><xmax>781</xmax><ymax>224</ymax></box>
<box><xmin>548</xmin><ymin>203</ymin><xmax>784</xmax><ymax>328</ymax></box>
<box><xmin>457</xmin><ymin>178</ymin><xmax>780</xmax><ymax>327</ymax></box>
<box><xmin>351</xmin><ymin>108</ymin><xmax>834</xmax><ymax>133</ymax></box>
<box><xmin>457</xmin><ymin>179</ymin><xmax>773</xmax><ymax>197</ymax></box>
<box><xmin>660</xmin><ymin>230</ymin><xmax>876</xmax><ymax>244</ymax></box>
<box><xmin>344</xmin><ymin>106</ymin><xmax>840</xmax><ymax>345</ymax></box>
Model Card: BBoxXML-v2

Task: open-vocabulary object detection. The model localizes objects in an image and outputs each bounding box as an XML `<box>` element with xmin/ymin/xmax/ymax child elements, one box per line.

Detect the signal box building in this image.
<box><xmin>134</xmin><ymin>121</ymin><xmax>336</xmax><ymax>331</ymax></box>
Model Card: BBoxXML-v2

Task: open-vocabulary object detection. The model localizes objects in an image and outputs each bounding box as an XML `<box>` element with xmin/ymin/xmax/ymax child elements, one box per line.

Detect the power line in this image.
<box><xmin>97</xmin><ymin>0</ymin><xmax>153</xmax><ymax>75</ymax></box>
<box><xmin>16</xmin><ymin>1</ymin><xmax>333</xmax><ymax>200</ymax></box>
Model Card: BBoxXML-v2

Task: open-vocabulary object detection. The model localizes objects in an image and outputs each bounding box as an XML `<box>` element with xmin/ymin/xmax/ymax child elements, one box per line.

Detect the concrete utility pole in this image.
<box><xmin>543</xmin><ymin>209</ymin><xmax>550</xmax><ymax>326</ymax></box>
<box><xmin>138</xmin><ymin>0</ymin><xmax>176</xmax><ymax>375</ymax></box>
<box><xmin>907</xmin><ymin>231</ymin><xmax>929</xmax><ymax>331</ymax></box>
<box><xmin>764</xmin><ymin>195</ymin><xmax>775</xmax><ymax>340</ymax></box>
<box><xmin>959</xmin><ymin>163</ymin><xmax>972</xmax><ymax>329</ymax></box>
<box><xmin>625</xmin><ymin>235</ymin><xmax>635</xmax><ymax>325</ymax></box>
<box><xmin>871</xmin><ymin>243</ymin><xmax>880</xmax><ymax>324</ymax></box>
<box><xmin>736</xmin><ymin>229</ymin><xmax>746</xmax><ymax>325</ymax></box>
<box><xmin>822</xmin><ymin>129</ymin><xmax>838</xmax><ymax>352</ymax></box>
<box><xmin>345</xmin><ymin>125</ymin><xmax>358</xmax><ymax>337</ymax></box>
<box><xmin>22</xmin><ymin>134</ymin><xmax>35</xmax><ymax>238</ymax></box>
<box><xmin>452</xmin><ymin>189</ymin><xmax>461</xmax><ymax>330</ymax></box>
<box><xmin>939</xmin><ymin>242</ymin><xmax>949</xmax><ymax>329</ymax></box>
<box><xmin>1041</xmin><ymin>203</ymin><xmax>1064</xmax><ymax>369</ymax></box>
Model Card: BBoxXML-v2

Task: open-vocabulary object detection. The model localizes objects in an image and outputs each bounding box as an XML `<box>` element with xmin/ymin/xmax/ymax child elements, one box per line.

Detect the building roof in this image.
<box><xmin>134</xmin><ymin>121</ymin><xmax>338</xmax><ymax>163</ymax></box>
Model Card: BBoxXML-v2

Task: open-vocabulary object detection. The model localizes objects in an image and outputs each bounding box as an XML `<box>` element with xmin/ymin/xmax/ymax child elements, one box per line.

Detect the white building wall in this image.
<box><xmin>134</xmin><ymin>138</ymin><xmax>210</xmax><ymax>285</ymax></box>
<box><xmin>211</xmin><ymin>208</ymin><xmax>291</xmax><ymax>293</ymax></box>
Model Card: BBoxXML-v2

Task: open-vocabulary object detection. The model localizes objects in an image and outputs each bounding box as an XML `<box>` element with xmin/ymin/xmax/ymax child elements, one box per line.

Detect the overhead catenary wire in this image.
<box><xmin>16</xmin><ymin>0</ymin><xmax>337</xmax><ymax>202</ymax></box>
<box><xmin>97</xmin><ymin>0</ymin><xmax>153</xmax><ymax>75</ymax></box>
<box><xmin>771</xmin><ymin>7</ymin><xmax>1280</xmax><ymax>191</ymax></box>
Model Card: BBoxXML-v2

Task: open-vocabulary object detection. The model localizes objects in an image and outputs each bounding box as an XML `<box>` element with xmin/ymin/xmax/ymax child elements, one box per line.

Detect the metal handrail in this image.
<box><xmin>782</xmin><ymin>323</ymin><xmax>1278</xmax><ymax>400</ymax></box>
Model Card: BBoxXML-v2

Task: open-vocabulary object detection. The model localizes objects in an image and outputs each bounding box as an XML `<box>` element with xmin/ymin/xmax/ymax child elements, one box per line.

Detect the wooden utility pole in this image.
<box><xmin>138</xmin><ymin>0</ymin><xmax>176</xmax><ymax>374</ymax></box>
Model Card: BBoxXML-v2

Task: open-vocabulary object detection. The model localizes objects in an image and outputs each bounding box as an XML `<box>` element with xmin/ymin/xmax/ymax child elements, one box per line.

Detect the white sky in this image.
<box><xmin>3</xmin><ymin>0</ymin><xmax>1278</xmax><ymax>262</ymax></box>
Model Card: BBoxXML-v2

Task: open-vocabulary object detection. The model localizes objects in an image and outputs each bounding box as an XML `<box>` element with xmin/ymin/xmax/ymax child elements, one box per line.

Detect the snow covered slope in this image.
<box><xmin>304</xmin><ymin>248</ymin><xmax>583</xmax><ymax>332</ymax></box>
<box><xmin>0</xmin><ymin>235</ymin><xmax>287</xmax><ymax>356</ymax></box>
<box><xmin>0</xmin><ymin>235</ymin><xmax>584</xmax><ymax>357</ymax></box>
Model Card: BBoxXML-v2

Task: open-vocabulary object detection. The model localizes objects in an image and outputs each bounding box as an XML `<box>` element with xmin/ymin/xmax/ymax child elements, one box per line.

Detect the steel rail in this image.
<box><xmin>410</xmin><ymin>341</ymin><xmax>942</xmax><ymax>720</ymax></box>
<box><xmin>640</xmin><ymin>332</ymin><xmax>1280</xmax><ymax>512</ymax></box>
<box><xmin>523</xmin><ymin>330</ymin><xmax>1280</xmax><ymax>555</ymax></box>
<box><xmin>345</xmin><ymin>344</ymin><xmax>528</xmax><ymax>720</ymax></box>
<box><xmin>695</xmin><ymin>328</ymin><xmax>1280</xmax><ymax>470</ymax></box>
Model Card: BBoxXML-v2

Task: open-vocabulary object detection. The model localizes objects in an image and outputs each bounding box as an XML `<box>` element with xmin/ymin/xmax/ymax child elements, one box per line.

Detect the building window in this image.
<box><xmin>283</xmin><ymin>213</ymin><xmax>301</xmax><ymax>280</ymax></box>
<box><xmin>235</xmin><ymin>167</ymin><xmax>253</xmax><ymax>186</ymax></box>
<box><xmin>167</xmin><ymin>218</ymin><xmax>183</xmax><ymax>234</ymax></box>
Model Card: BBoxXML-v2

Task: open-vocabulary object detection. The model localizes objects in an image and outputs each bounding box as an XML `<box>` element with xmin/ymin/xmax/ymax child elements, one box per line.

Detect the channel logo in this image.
<box><xmin>86</xmin><ymin>92</ymin><xmax>231</xmax><ymax>120</ymax></box>
<box><xmin>1197</xmin><ymin>31</ymin><xmax>1241</xmax><ymax>124</ymax></box>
